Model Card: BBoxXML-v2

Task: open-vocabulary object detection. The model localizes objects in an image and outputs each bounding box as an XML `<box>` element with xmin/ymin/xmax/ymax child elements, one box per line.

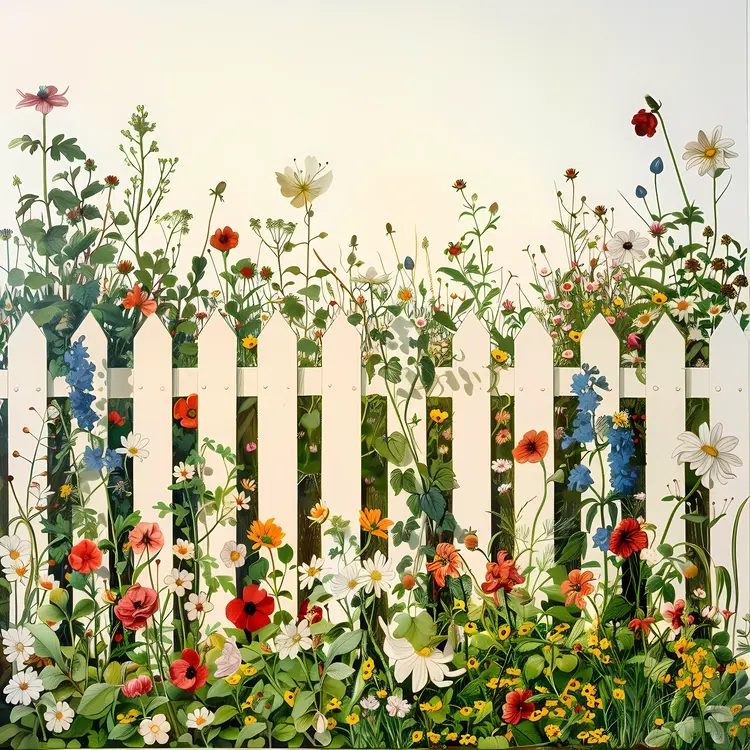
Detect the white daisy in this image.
<box><xmin>173</xmin><ymin>462</ymin><xmax>195</xmax><ymax>482</ymax></box>
<box><xmin>3</xmin><ymin>667</ymin><xmax>43</xmax><ymax>705</ymax></box>
<box><xmin>116</xmin><ymin>432</ymin><xmax>150</xmax><ymax>461</ymax></box>
<box><xmin>163</xmin><ymin>569</ymin><xmax>194</xmax><ymax>597</ymax></box>
<box><xmin>491</xmin><ymin>458</ymin><xmax>513</xmax><ymax>474</ymax></box>
<box><xmin>361</xmin><ymin>551</ymin><xmax>395</xmax><ymax>598</ymax></box>
<box><xmin>4</xmin><ymin>561</ymin><xmax>30</xmax><ymax>583</ymax></box>
<box><xmin>299</xmin><ymin>555</ymin><xmax>326</xmax><ymax>590</ymax></box>
<box><xmin>44</xmin><ymin>701</ymin><xmax>75</xmax><ymax>733</ymax></box>
<box><xmin>606</xmin><ymin>230</ymin><xmax>649</xmax><ymax>266</ymax></box>
<box><xmin>274</xmin><ymin>619</ymin><xmax>312</xmax><ymax>660</ymax></box>
<box><xmin>327</xmin><ymin>562</ymin><xmax>364</xmax><ymax>599</ymax></box>
<box><xmin>275</xmin><ymin>156</ymin><xmax>333</xmax><ymax>208</ymax></box>
<box><xmin>497</xmin><ymin>483</ymin><xmax>512</xmax><ymax>494</ymax></box>
<box><xmin>38</xmin><ymin>573</ymin><xmax>58</xmax><ymax>592</ymax></box>
<box><xmin>220</xmin><ymin>541</ymin><xmax>247</xmax><ymax>569</ymax></box>
<box><xmin>672</xmin><ymin>422</ymin><xmax>742</xmax><ymax>489</ymax></box>
<box><xmin>213</xmin><ymin>636</ymin><xmax>242</xmax><ymax>679</ymax></box>
<box><xmin>633</xmin><ymin>309</ymin><xmax>659</xmax><ymax>328</ymax></box>
<box><xmin>186</xmin><ymin>707</ymin><xmax>214</xmax><ymax>730</ymax></box>
<box><xmin>0</xmin><ymin>534</ymin><xmax>30</xmax><ymax>567</ymax></box>
<box><xmin>172</xmin><ymin>539</ymin><xmax>195</xmax><ymax>561</ymax></box>
<box><xmin>2</xmin><ymin>627</ymin><xmax>34</xmax><ymax>664</ymax></box>
<box><xmin>683</xmin><ymin>126</ymin><xmax>737</xmax><ymax>177</ymax></box>
<box><xmin>668</xmin><ymin>297</ymin><xmax>695</xmax><ymax>323</ymax></box>
<box><xmin>184</xmin><ymin>592</ymin><xmax>213</xmax><ymax>622</ymax></box>
<box><xmin>138</xmin><ymin>714</ymin><xmax>171</xmax><ymax>745</ymax></box>
<box><xmin>226</xmin><ymin>491</ymin><xmax>250</xmax><ymax>511</ymax></box>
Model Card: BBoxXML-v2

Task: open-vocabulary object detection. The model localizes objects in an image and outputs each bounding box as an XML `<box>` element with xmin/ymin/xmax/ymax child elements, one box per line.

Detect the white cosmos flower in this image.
<box><xmin>2</xmin><ymin>627</ymin><xmax>34</xmax><ymax>664</ymax></box>
<box><xmin>0</xmin><ymin>534</ymin><xmax>30</xmax><ymax>567</ymax></box>
<box><xmin>275</xmin><ymin>619</ymin><xmax>312</xmax><ymax>660</ymax></box>
<box><xmin>379</xmin><ymin>617</ymin><xmax>465</xmax><ymax>692</ymax></box>
<box><xmin>360</xmin><ymin>695</ymin><xmax>380</xmax><ymax>710</ymax></box>
<box><xmin>275</xmin><ymin>156</ymin><xmax>333</xmax><ymax>208</ymax></box>
<box><xmin>184</xmin><ymin>592</ymin><xmax>213</xmax><ymax>621</ymax></box>
<box><xmin>385</xmin><ymin>695</ymin><xmax>412</xmax><ymax>718</ymax></box>
<box><xmin>213</xmin><ymin>636</ymin><xmax>242</xmax><ymax>679</ymax></box>
<box><xmin>186</xmin><ymin>707</ymin><xmax>215</xmax><ymax>730</ymax></box>
<box><xmin>327</xmin><ymin>562</ymin><xmax>364</xmax><ymax>599</ymax></box>
<box><xmin>361</xmin><ymin>551</ymin><xmax>395</xmax><ymax>598</ymax></box>
<box><xmin>299</xmin><ymin>555</ymin><xmax>326</xmax><ymax>590</ymax></box>
<box><xmin>44</xmin><ymin>701</ymin><xmax>75</xmax><ymax>733</ymax></box>
<box><xmin>173</xmin><ymin>462</ymin><xmax>195</xmax><ymax>482</ymax></box>
<box><xmin>683</xmin><ymin>126</ymin><xmax>737</xmax><ymax>176</ymax></box>
<box><xmin>672</xmin><ymin>422</ymin><xmax>742</xmax><ymax>489</ymax></box>
<box><xmin>606</xmin><ymin>230</ymin><xmax>649</xmax><ymax>266</ymax></box>
<box><xmin>138</xmin><ymin>714</ymin><xmax>171</xmax><ymax>745</ymax></box>
<box><xmin>668</xmin><ymin>297</ymin><xmax>696</xmax><ymax>323</ymax></box>
<box><xmin>220</xmin><ymin>541</ymin><xmax>247</xmax><ymax>569</ymax></box>
<box><xmin>163</xmin><ymin>569</ymin><xmax>193</xmax><ymax>596</ymax></box>
<box><xmin>4</xmin><ymin>561</ymin><xmax>30</xmax><ymax>583</ymax></box>
<box><xmin>116</xmin><ymin>432</ymin><xmax>150</xmax><ymax>461</ymax></box>
<box><xmin>172</xmin><ymin>539</ymin><xmax>195</xmax><ymax>561</ymax></box>
<box><xmin>352</xmin><ymin>266</ymin><xmax>391</xmax><ymax>286</ymax></box>
<box><xmin>3</xmin><ymin>667</ymin><xmax>43</xmax><ymax>705</ymax></box>
<box><xmin>225</xmin><ymin>491</ymin><xmax>250</xmax><ymax>512</ymax></box>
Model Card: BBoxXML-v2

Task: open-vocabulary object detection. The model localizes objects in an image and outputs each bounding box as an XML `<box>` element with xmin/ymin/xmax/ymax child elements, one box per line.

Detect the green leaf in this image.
<box><xmin>81</xmin><ymin>181</ymin><xmax>105</xmax><ymax>200</ymax></box>
<box><xmin>432</xmin><ymin>309</ymin><xmax>457</xmax><ymax>332</ymax></box>
<box><xmin>27</xmin><ymin>623</ymin><xmax>67</xmax><ymax>668</ymax></box>
<box><xmin>89</xmin><ymin>244</ymin><xmax>117</xmax><ymax>265</ymax></box>
<box><xmin>76</xmin><ymin>683</ymin><xmax>120</xmax><ymax>718</ymax></box>
<box><xmin>48</xmin><ymin>188</ymin><xmax>80</xmax><ymax>212</ymax></box>
<box><xmin>419</xmin><ymin>355</ymin><xmax>435</xmax><ymax>389</ymax></box>
<box><xmin>20</xmin><ymin>218</ymin><xmax>46</xmax><ymax>243</ymax></box>
<box><xmin>556</xmin><ymin>531</ymin><xmax>586</xmax><ymax>565</ymax></box>
<box><xmin>300</xmin><ymin>409</ymin><xmax>321</xmax><ymax>431</ymax></box>
<box><xmin>420</xmin><ymin>487</ymin><xmax>446</xmax><ymax>522</ymax></box>
<box><xmin>8</xmin><ymin>268</ymin><xmax>25</xmax><ymax>286</ymax></box>
<box><xmin>379</xmin><ymin>357</ymin><xmax>402</xmax><ymax>384</ymax></box>
<box><xmin>213</xmin><ymin>705</ymin><xmax>239</xmax><ymax>725</ymax></box>
<box><xmin>39</xmin><ymin>224</ymin><xmax>69</xmax><ymax>256</ymax></box>
<box><xmin>277</xmin><ymin>544</ymin><xmax>294</xmax><ymax>565</ymax></box>
<box><xmin>49</xmin><ymin>135</ymin><xmax>86</xmax><ymax>162</ymax></box>
<box><xmin>326</xmin><ymin>630</ymin><xmax>362</xmax><ymax>663</ymax></box>
<box><xmin>601</xmin><ymin>594</ymin><xmax>631</xmax><ymax>623</ymax></box>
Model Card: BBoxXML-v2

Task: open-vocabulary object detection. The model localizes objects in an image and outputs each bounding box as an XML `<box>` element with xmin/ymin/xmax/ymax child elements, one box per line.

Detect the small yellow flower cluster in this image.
<box><xmin>587</xmin><ymin>633</ymin><xmax>612</xmax><ymax>664</ymax></box>
<box><xmin>577</xmin><ymin>728</ymin><xmax>610</xmax><ymax>744</ymax></box>
<box><xmin>362</xmin><ymin>657</ymin><xmax>374</xmax><ymax>680</ymax></box>
<box><xmin>326</xmin><ymin>697</ymin><xmax>342</xmax><ymax>713</ymax></box>
<box><xmin>419</xmin><ymin>699</ymin><xmax>443</xmax><ymax>713</ymax></box>
<box><xmin>673</xmin><ymin>638</ymin><xmax>718</xmax><ymax>701</ymax></box>
<box><xmin>727</xmin><ymin>658</ymin><xmax>749</xmax><ymax>675</ymax></box>
<box><xmin>117</xmin><ymin>709</ymin><xmax>140</xmax><ymax>724</ymax></box>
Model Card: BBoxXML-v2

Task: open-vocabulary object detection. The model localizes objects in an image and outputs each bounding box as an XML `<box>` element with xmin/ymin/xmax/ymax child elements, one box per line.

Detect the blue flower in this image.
<box><xmin>650</xmin><ymin>157</ymin><xmax>664</xmax><ymax>175</ymax></box>
<box><xmin>562</xmin><ymin>364</ymin><xmax>611</xmax><ymax>447</ymax></box>
<box><xmin>592</xmin><ymin>527</ymin><xmax>611</xmax><ymax>552</ymax></box>
<box><xmin>65</xmin><ymin>336</ymin><xmax>98</xmax><ymax>431</ymax></box>
<box><xmin>635</xmin><ymin>185</ymin><xmax>647</xmax><ymax>199</ymax></box>
<box><xmin>608</xmin><ymin>417</ymin><xmax>638</xmax><ymax>494</ymax></box>
<box><xmin>83</xmin><ymin>446</ymin><xmax>123</xmax><ymax>473</ymax></box>
<box><xmin>70</xmin><ymin>390</ymin><xmax>97</xmax><ymax>432</ymax></box>
<box><xmin>404</xmin><ymin>256</ymin><xmax>415</xmax><ymax>271</ymax></box>
<box><xmin>568</xmin><ymin>464</ymin><xmax>594</xmax><ymax>492</ymax></box>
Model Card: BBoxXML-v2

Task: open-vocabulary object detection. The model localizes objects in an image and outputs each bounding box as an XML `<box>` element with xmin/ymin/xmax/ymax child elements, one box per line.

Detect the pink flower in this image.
<box><xmin>560</xmin><ymin>300</ymin><xmax>573</xmax><ymax>310</ymax></box>
<box><xmin>16</xmin><ymin>85</ymin><xmax>69</xmax><ymax>114</ymax></box>
<box><xmin>544</xmin><ymin>293</ymin><xmax>554</xmax><ymax>301</ymax></box>
<box><xmin>649</xmin><ymin>222</ymin><xmax>666</xmax><ymax>237</ymax></box>
<box><xmin>562</xmin><ymin>349</ymin><xmax>574</xmax><ymax>359</ymax></box>
<box><xmin>552</xmin><ymin>316</ymin><xmax>562</xmax><ymax>325</ymax></box>
<box><xmin>128</xmin><ymin>522</ymin><xmax>164</xmax><ymax>556</ymax></box>
<box><xmin>540</xmin><ymin>267</ymin><xmax>551</xmax><ymax>277</ymax></box>
<box><xmin>560</xmin><ymin>281</ymin><xmax>574</xmax><ymax>293</ymax></box>
<box><xmin>562</xmin><ymin>324</ymin><xmax>572</xmax><ymax>332</ymax></box>
<box><xmin>606</xmin><ymin>316</ymin><xmax>616</xmax><ymax>325</ymax></box>
<box><xmin>122</xmin><ymin>675</ymin><xmax>153</xmax><ymax>698</ymax></box>
<box><xmin>550</xmin><ymin>331</ymin><xmax>559</xmax><ymax>339</ymax></box>
<box><xmin>415</xmin><ymin>318</ymin><xmax>427</xmax><ymax>328</ymax></box>
<box><xmin>627</xmin><ymin>333</ymin><xmax>642</xmax><ymax>351</ymax></box>
<box><xmin>612</xmin><ymin>273</ymin><xmax>622</xmax><ymax>281</ymax></box>
<box><xmin>661</xmin><ymin>599</ymin><xmax>685</xmax><ymax>630</ymax></box>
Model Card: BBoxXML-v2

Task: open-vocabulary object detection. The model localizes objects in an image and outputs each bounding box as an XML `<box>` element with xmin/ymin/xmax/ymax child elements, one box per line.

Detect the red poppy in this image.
<box><xmin>628</xmin><ymin>617</ymin><xmax>655</xmax><ymax>637</ymax></box>
<box><xmin>502</xmin><ymin>688</ymin><xmax>534</xmax><ymax>725</ymax></box>
<box><xmin>209</xmin><ymin>226</ymin><xmax>239</xmax><ymax>252</ymax></box>
<box><xmin>169</xmin><ymin>648</ymin><xmax>208</xmax><ymax>693</ymax></box>
<box><xmin>68</xmin><ymin>539</ymin><xmax>103</xmax><ymax>574</ymax></box>
<box><xmin>114</xmin><ymin>584</ymin><xmax>160</xmax><ymax>630</ymax></box>
<box><xmin>609</xmin><ymin>517</ymin><xmax>648</xmax><ymax>559</ymax></box>
<box><xmin>512</xmin><ymin>430</ymin><xmax>549</xmax><ymax>464</ymax></box>
<box><xmin>108</xmin><ymin>410</ymin><xmax>125</xmax><ymax>426</ymax></box>
<box><xmin>123</xmin><ymin>284</ymin><xmax>157</xmax><ymax>316</ymax></box>
<box><xmin>173</xmin><ymin>394</ymin><xmax>198</xmax><ymax>429</ymax></box>
<box><xmin>481</xmin><ymin>551</ymin><xmax>525</xmax><ymax>602</ymax></box>
<box><xmin>226</xmin><ymin>584</ymin><xmax>275</xmax><ymax>632</ymax></box>
<box><xmin>631</xmin><ymin>109</ymin><xmax>658</xmax><ymax>138</ymax></box>
<box><xmin>128</xmin><ymin>522</ymin><xmax>164</xmax><ymax>556</ymax></box>
<box><xmin>425</xmin><ymin>542</ymin><xmax>462</xmax><ymax>588</ymax></box>
<box><xmin>298</xmin><ymin>599</ymin><xmax>323</xmax><ymax>625</ymax></box>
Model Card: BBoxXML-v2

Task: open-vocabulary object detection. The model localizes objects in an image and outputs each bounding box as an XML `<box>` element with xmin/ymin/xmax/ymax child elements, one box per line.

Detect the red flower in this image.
<box><xmin>114</xmin><ymin>584</ymin><xmax>159</xmax><ymax>630</ymax></box>
<box><xmin>173</xmin><ymin>394</ymin><xmax>198</xmax><ymax>429</ymax></box>
<box><xmin>128</xmin><ymin>522</ymin><xmax>164</xmax><ymax>556</ymax></box>
<box><xmin>68</xmin><ymin>539</ymin><xmax>103</xmax><ymax>574</ymax></box>
<box><xmin>481</xmin><ymin>551</ymin><xmax>525</xmax><ymax>602</ymax></box>
<box><xmin>169</xmin><ymin>648</ymin><xmax>208</xmax><ymax>693</ymax></box>
<box><xmin>628</xmin><ymin>617</ymin><xmax>655</xmax><ymax>637</ymax></box>
<box><xmin>122</xmin><ymin>675</ymin><xmax>153</xmax><ymax>698</ymax></box>
<box><xmin>226</xmin><ymin>584</ymin><xmax>275</xmax><ymax>632</ymax></box>
<box><xmin>425</xmin><ymin>542</ymin><xmax>462</xmax><ymax>588</ymax></box>
<box><xmin>632</xmin><ymin>109</ymin><xmax>658</xmax><ymax>138</ymax></box>
<box><xmin>239</xmin><ymin>265</ymin><xmax>255</xmax><ymax>279</ymax></box>
<box><xmin>298</xmin><ymin>599</ymin><xmax>323</xmax><ymax>624</ymax></box>
<box><xmin>662</xmin><ymin>599</ymin><xmax>685</xmax><ymax>631</ymax></box>
<box><xmin>16</xmin><ymin>85</ymin><xmax>69</xmax><ymax>114</ymax></box>
<box><xmin>123</xmin><ymin>284</ymin><xmax>157</xmax><ymax>316</ymax></box>
<box><xmin>609</xmin><ymin>517</ymin><xmax>648</xmax><ymax>559</ymax></box>
<box><xmin>446</xmin><ymin>242</ymin><xmax>462</xmax><ymax>256</ymax></box>
<box><xmin>210</xmin><ymin>226</ymin><xmax>239</xmax><ymax>252</ymax></box>
<box><xmin>561</xmin><ymin>569</ymin><xmax>595</xmax><ymax>609</ymax></box>
<box><xmin>108</xmin><ymin>410</ymin><xmax>125</xmax><ymax>426</ymax></box>
<box><xmin>502</xmin><ymin>688</ymin><xmax>534</xmax><ymax>725</ymax></box>
<box><xmin>512</xmin><ymin>429</ymin><xmax>549</xmax><ymax>464</ymax></box>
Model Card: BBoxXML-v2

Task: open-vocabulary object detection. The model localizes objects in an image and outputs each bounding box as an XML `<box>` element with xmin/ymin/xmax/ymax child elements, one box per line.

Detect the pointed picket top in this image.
<box><xmin>134</xmin><ymin>310</ymin><xmax>173</xmax><ymax>350</ymax></box>
<box><xmin>582</xmin><ymin>313</ymin><xmax>620</xmax><ymax>413</ymax></box>
<box><xmin>324</xmin><ymin>309</ymin><xmax>362</xmax><ymax>349</ymax></box>
<box><xmin>9</xmin><ymin>312</ymin><xmax>45</xmax><ymax>350</ymax></box>
<box><xmin>257</xmin><ymin>313</ymin><xmax>298</xmax><ymax>613</ymax></box>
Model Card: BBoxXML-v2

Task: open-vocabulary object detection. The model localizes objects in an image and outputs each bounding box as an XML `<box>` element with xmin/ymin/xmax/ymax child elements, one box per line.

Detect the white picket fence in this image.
<box><xmin>2</xmin><ymin>310</ymin><xmax>750</xmax><ymax>629</ymax></box>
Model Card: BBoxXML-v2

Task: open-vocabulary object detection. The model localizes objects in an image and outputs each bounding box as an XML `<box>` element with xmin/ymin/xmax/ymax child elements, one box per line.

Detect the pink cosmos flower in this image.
<box><xmin>562</xmin><ymin>349</ymin><xmax>574</xmax><ymax>359</ymax></box>
<box><xmin>16</xmin><ymin>85</ymin><xmax>69</xmax><ymax>114</ymax></box>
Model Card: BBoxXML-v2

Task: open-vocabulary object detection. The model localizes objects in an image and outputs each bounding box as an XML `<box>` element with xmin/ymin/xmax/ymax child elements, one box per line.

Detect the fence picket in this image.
<box><xmin>7</xmin><ymin>315</ymin><xmax>47</xmax><ymax>626</ymax></box>
<box><xmin>513</xmin><ymin>316</ymin><xmax>554</xmax><ymax>593</ymax></box>
<box><xmin>257</xmin><ymin>315</ymin><xmax>298</xmax><ymax>613</ymax></box>
<box><xmin>645</xmin><ymin>315</ymin><xmax>685</xmax><ymax>596</ymax></box>
<box><xmin>580</xmin><ymin>315</ymin><xmax>621</xmax><ymax>549</ymax></box>
<box><xmin>133</xmin><ymin>315</ymin><xmax>173</xmax><ymax>608</ymax></box>
<box><xmin>321</xmin><ymin>315</ymin><xmax>362</xmax><ymax>605</ymax></box>
<box><xmin>198</xmin><ymin>312</ymin><xmax>237</xmax><ymax>627</ymax></box>
<box><xmin>451</xmin><ymin>313</ymin><xmax>491</xmax><ymax>584</ymax></box>
<box><xmin>709</xmin><ymin>315</ymin><xmax>750</xmax><ymax>627</ymax></box>
<box><xmin>69</xmin><ymin>313</ymin><xmax>110</xmax><ymax>610</ymax></box>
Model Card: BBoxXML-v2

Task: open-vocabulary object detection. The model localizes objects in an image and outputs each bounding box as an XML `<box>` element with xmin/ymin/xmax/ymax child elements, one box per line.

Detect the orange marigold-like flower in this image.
<box><xmin>426</xmin><ymin>542</ymin><xmax>461</xmax><ymax>587</ymax></box>
<box><xmin>512</xmin><ymin>430</ymin><xmax>549</xmax><ymax>464</ymax></box>
<box><xmin>561</xmin><ymin>569</ymin><xmax>594</xmax><ymax>609</ymax></box>
<box><xmin>359</xmin><ymin>507</ymin><xmax>393</xmax><ymax>539</ymax></box>
<box><xmin>247</xmin><ymin>518</ymin><xmax>285</xmax><ymax>550</ymax></box>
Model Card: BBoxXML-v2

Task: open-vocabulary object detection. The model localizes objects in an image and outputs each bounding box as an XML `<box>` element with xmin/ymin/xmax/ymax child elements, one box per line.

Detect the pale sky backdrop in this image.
<box><xmin>0</xmin><ymin>0</ymin><xmax>747</xmax><ymax>289</ymax></box>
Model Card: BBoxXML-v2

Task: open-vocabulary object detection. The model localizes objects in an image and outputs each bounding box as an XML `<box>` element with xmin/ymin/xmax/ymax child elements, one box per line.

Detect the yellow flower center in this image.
<box><xmin>704</xmin><ymin>147</ymin><xmax>717</xmax><ymax>158</ymax></box>
<box><xmin>127</xmin><ymin>447</ymin><xmax>138</xmax><ymax>455</ymax></box>
<box><xmin>370</xmin><ymin>570</ymin><xmax>382</xmax><ymax>581</ymax></box>
<box><xmin>416</xmin><ymin>647</ymin><xmax>432</xmax><ymax>656</ymax></box>
<box><xmin>9</xmin><ymin>550</ymin><xmax>19</xmax><ymax>560</ymax></box>
<box><xmin>308</xmin><ymin>567</ymin><xmax>320</xmax><ymax>576</ymax></box>
<box><xmin>701</xmin><ymin>444</ymin><xmax>719</xmax><ymax>457</ymax></box>
<box><xmin>15</xmin><ymin>643</ymin><xmax>24</xmax><ymax>652</ymax></box>
<box><xmin>55</xmin><ymin>711</ymin><xmax>63</xmax><ymax>720</ymax></box>
<box><xmin>347</xmin><ymin>579</ymin><xmax>358</xmax><ymax>589</ymax></box>
<box><xmin>230</xmin><ymin>551</ymin><xmax>240</xmax><ymax>561</ymax></box>
<box><xmin>677</xmin><ymin>300</ymin><xmax>689</xmax><ymax>310</ymax></box>
<box><xmin>196</xmin><ymin>717</ymin><xmax>206</xmax><ymax>726</ymax></box>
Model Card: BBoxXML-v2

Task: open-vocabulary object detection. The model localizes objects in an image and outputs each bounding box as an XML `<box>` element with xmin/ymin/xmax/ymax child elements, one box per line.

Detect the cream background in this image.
<box><xmin>0</xmin><ymin>0</ymin><xmax>747</xmax><ymax>288</ymax></box>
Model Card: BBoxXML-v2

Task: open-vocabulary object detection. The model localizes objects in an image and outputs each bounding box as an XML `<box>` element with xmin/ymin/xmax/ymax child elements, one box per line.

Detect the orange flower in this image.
<box><xmin>561</xmin><ymin>569</ymin><xmax>594</xmax><ymax>609</ymax></box>
<box><xmin>123</xmin><ymin>284</ymin><xmax>157</xmax><ymax>316</ymax></box>
<box><xmin>210</xmin><ymin>226</ymin><xmax>239</xmax><ymax>252</ymax></box>
<box><xmin>512</xmin><ymin>430</ymin><xmax>549</xmax><ymax>464</ymax></box>
<box><xmin>247</xmin><ymin>518</ymin><xmax>285</xmax><ymax>550</ymax></box>
<box><xmin>359</xmin><ymin>508</ymin><xmax>393</xmax><ymax>539</ymax></box>
<box><xmin>173</xmin><ymin>394</ymin><xmax>198</xmax><ymax>429</ymax></box>
<box><xmin>426</xmin><ymin>542</ymin><xmax>462</xmax><ymax>587</ymax></box>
